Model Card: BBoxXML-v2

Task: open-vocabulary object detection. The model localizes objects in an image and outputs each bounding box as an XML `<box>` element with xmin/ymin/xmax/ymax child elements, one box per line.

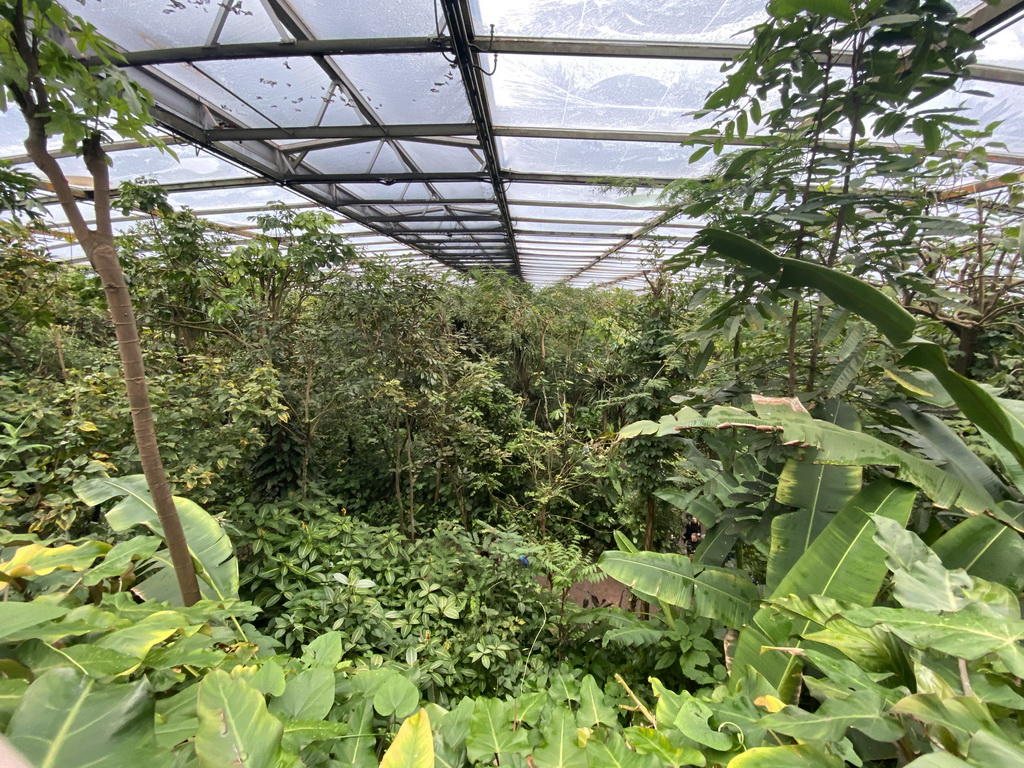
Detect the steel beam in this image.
<box><xmin>91</xmin><ymin>37</ymin><xmax>446</xmax><ymax>67</ymax></box>
<box><xmin>440</xmin><ymin>0</ymin><xmax>522</xmax><ymax>277</ymax></box>
<box><xmin>207</xmin><ymin>124</ymin><xmax>476</xmax><ymax>142</ymax></box>
<box><xmin>964</xmin><ymin>0</ymin><xmax>1024</xmax><ymax>36</ymax></box>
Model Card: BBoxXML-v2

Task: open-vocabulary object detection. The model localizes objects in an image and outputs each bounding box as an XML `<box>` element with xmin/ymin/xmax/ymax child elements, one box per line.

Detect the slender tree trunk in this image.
<box><xmin>18</xmin><ymin>110</ymin><xmax>202</xmax><ymax>605</ymax></box>
<box><xmin>393</xmin><ymin>424</ymin><xmax>406</xmax><ymax>535</ymax></box>
<box><xmin>405</xmin><ymin>419</ymin><xmax>416</xmax><ymax>541</ymax></box>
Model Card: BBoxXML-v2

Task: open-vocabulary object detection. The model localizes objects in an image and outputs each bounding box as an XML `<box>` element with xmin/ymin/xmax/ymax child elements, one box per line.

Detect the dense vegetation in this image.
<box><xmin>2</xmin><ymin>0</ymin><xmax>1024</xmax><ymax>766</ymax></box>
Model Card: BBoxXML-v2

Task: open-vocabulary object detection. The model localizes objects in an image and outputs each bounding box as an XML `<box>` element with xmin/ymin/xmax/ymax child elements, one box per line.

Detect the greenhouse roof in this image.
<box><xmin>3</xmin><ymin>0</ymin><xmax>1024</xmax><ymax>288</ymax></box>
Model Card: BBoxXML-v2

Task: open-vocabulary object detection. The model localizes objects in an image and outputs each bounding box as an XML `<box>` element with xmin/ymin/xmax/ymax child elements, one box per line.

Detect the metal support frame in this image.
<box><xmin>439</xmin><ymin>0</ymin><xmax>521</xmax><ymax>277</ymax></box>
<box><xmin>51</xmin><ymin>0</ymin><xmax>1024</xmax><ymax>286</ymax></box>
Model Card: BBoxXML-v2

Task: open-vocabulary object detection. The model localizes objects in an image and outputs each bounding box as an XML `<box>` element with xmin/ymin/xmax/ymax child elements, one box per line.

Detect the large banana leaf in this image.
<box><xmin>697</xmin><ymin>227</ymin><xmax>1024</xmax><ymax>475</ymax></box>
<box><xmin>695</xmin><ymin>228</ymin><xmax>916</xmax><ymax>344</ymax></box>
<box><xmin>730</xmin><ymin>479</ymin><xmax>915</xmax><ymax>701</ymax></box>
<box><xmin>623</xmin><ymin>400</ymin><xmax>993</xmax><ymax>516</ymax></box>
<box><xmin>7</xmin><ymin>668</ymin><xmax>166</xmax><ymax>768</ymax></box>
<box><xmin>75</xmin><ymin>475</ymin><xmax>238</xmax><ymax>601</ymax></box>
<box><xmin>891</xmin><ymin>401</ymin><xmax>1007</xmax><ymax>502</ymax></box>
<box><xmin>931</xmin><ymin>515</ymin><xmax>1024</xmax><ymax>593</ymax></box>
<box><xmin>380</xmin><ymin>709</ymin><xmax>434</xmax><ymax>768</ymax></box>
<box><xmin>773</xmin><ymin>399</ymin><xmax>862</xmax><ymax>513</ymax></box>
<box><xmin>195</xmin><ymin>669</ymin><xmax>285</xmax><ymax>768</ymax></box>
<box><xmin>767</xmin><ymin>397</ymin><xmax>861</xmax><ymax>591</ymax></box>
<box><xmin>597</xmin><ymin>550</ymin><xmax>758</xmax><ymax>628</ymax></box>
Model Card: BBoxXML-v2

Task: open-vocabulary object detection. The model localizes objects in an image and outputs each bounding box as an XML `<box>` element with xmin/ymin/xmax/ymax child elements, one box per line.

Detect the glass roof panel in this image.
<box><xmin>66</xmin><ymin>0</ymin><xmax>258</xmax><ymax>50</ymax></box>
<box><xmin>395</xmin><ymin>142</ymin><xmax>485</xmax><ymax>173</ymax></box>
<box><xmin>473</xmin><ymin>0</ymin><xmax>766</xmax><ymax>43</ymax></box>
<box><xmin>35</xmin><ymin>147</ymin><xmax>253</xmax><ymax>186</ymax></box>
<box><xmin>331</xmin><ymin>54</ymin><xmax>472</xmax><ymax>124</ymax></box>
<box><xmin>489</xmin><ymin>55</ymin><xmax>725</xmax><ymax>132</ymax></box>
<box><xmin>289</xmin><ymin>0</ymin><xmax>439</xmax><ymax>38</ymax></box>
<box><xmin>151</xmin><ymin>64</ymin><xmax>278</xmax><ymax>129</ymax></box>
<box><xmin>336</xmin><ymin>182</ymin><xmax>433</xmax><ymax>201</ymax></box>
<box><xmin>166</xmin><ymin>186</ymin><xmax>311</xmax><ymax>211</ymax></box>
<box><xmin>193</xmin><ymin>58</ymin><xmax>339</xmax><ymax>129</ymax></box>
<box><xmin>514</xmin><ymin>221</ymin><xmax>635</xmax><ymax>234</ymax></box>
<box><xmin>508</xmin><ymin>204</ymin><xmax>652</xmax><ymax>222</ymax></box>
<box><xmin>500</xmin><ymin>137</ymin><xmax>714</xmax><ymax>177</ymax></box>
<box><xmin>976</xmin><ymin>17</ymin><xmax>1024</xmax><ymax>68</ymax></box>
<box><xmin>507</xmin><ymin>183</ymin><xmax>665</xmax><ymax>205</ymax></box>
<box><xmin>218</xmin><ymin>2</ymin><xmax>287</xmax><ymax>45</ymax></box>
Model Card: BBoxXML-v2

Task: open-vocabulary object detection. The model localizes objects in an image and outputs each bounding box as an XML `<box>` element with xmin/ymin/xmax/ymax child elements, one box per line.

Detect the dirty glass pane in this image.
<box><xmin>290</xmin><ymin>0</ymin><xmax>438</xmax><ymax>38</ymax></box>
<box><xmin>472</xmin><ymin>0</ymin><xmax>766</xmax><ymax>43</ymax></box>
<box><xmin>333</xmin><ymin>54</ymin><xmax>472</xmax><ymax>124</ymax></box>
<box><xmin>500</xmin><ymin>136</ymin><xmax>714</xmax><ymax>177</ymax></box>
<box><xmin>195</xmin><ymin>58</ymin><xmax>339</xmax><ymax>129</ymax></box>
<box><xmin>489</xmin><ymin>55</ymin><xmax>724</xmax><ymax>132</ymax></box>
<box><xmin>976</xmin><ymin>18</ymin><xmax>1024</xmax><ymax>69</ymax></box>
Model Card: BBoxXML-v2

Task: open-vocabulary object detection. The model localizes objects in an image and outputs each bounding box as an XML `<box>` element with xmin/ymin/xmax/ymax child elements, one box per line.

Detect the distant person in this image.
<box><xmin>684</xmin><ymin>514</ymin><xmax>703</xmax><ymax>555</ymax></box>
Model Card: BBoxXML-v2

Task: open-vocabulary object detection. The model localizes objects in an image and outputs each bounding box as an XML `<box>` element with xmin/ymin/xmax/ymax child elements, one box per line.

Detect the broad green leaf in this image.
<box><xmin>623</xmin><ymin>726</ymin><xmax>704</xmax><ymax>767</ymax></box>
<box><xmin>903</xmin><ymin>755</ymin><xmax>972</xmax><ymax>767</ymax></box>
<box><xmin>726</xmin><ymin>744</ymin><xmax>844</xmax><ymax>767</ymax></box>
<box><xmin>300</xmin><ymin>631</ymin><xmax>343</xmax><ymax>668</ymax></box>
<box><xmin>334</xmin><ymin>697</ymin><xmax>377</xmax><ymax>768</ymax></box>
<box><xmin>696</xmin><ymin>229</ymin><xmax>913</xmax><ymax>343</ymax></box>
<box><xmin>767</xmin><ymin>510</ymin><xmax>834</xmax><ymax>595</ymax></box>
<box><xmin>0</xmin><ymin>678</ymin><xmax>28</xmax><ymax>728</ymax></box>
<box><xmin>96</xmin><ymin>610</ymin><xmax>190</xmax><ymax>659</ymax></box>
<box><xmin>269</xmin><ymin>668</ymin><xmax>335</xmax><ymax>721</ymax></box>
<box><xmin>75</xmin><ymin>475</ymin><xmax>238</xmax><ymax>601</ymax></box>
<box><xmin>8</xmin><ymin>668</ymin><xmax>165</xmax><ymax>768</ymax></box>
<box><xmin>967</xmin><ymin>730</ymin><xmax>1024</xmax><ymax>765</ymax></box>
<box><xmin>83</xmin><ymin>536</ymin><xmax>162</xmax><ymax>586</ymax></box>
<box><xmin>22</xmin><ymin>642</ymin><xmax>140</xmax><ymax>679</ymax></box>
<box><xmin>195</xmin><ymin>669</ymin><xmax>284</xmax><ymax>768</ymax></box>
<box><xmin>775</xmin><ymin>400</ymin><xmax>861</xmax><ymax>514</ymax></box>
<box><xmin>891</xmin><ymin>694</ymin><xmax>996</xmax><ymax>749</ymax></box>
<box><xmin>598</xmin><ymin>551</ymin><xmax>757</xmax><ymax>626</ymax></box>
<box><xmin>281</xmin><ymin>719</ymin><xmax>348</xmax><ymax>752</ymax></box>
<box><xmin>892</xmin><ymin>402</ymin><xmax>1005</xmax><ymax>502</ymax></box>
<box><xmin>731</xmin><ymin>480</ymin><xmax>915</xmax><ymax>701</ymax></box>
<box><xmin>645</xmin><ymin>402</ymin><xmax>990</xmax><ymax>514</ymax></box>
<box><xmin>534</xmin><ymin>707</ymin><xmax>588</xmax><ymax>768</ymax></box>
<box><xmin>899</xmin><ymin>345</ymin><xmax>1024</xmax><ymax>477</ymax></box>
<box><xmin>845</xmin><ymin>606</ymin><xmax>1024</xmax><ymax>659</ymax></box>
<box><xmin>758</xmin><ymin>690</ymin><xmax>900</xmax><ymax>743</ymax></box>
<box><xmin>932</xmin><ymin>515</ymin><xmax>1024</xmax><ymax>593</ymax></box>
<box><xmin>366</xmin><ymin>670</ymin><xmax>419</xmax><ymax>718</ymax></box>
<box><xmin>576</xmin><ymin>675</ymin><xmax>617</xmax><ymax>728</ymax></box>
<box><xmin>672</xmin><ymin>697</ymin><xmax>733</xmax><ymax>751</ymax></box>
<box><xmin>872</xmin><ymin>516</ymin><xmax>973</xmax><ymax>612</ymax></box>
<box><xmin>466</xmin><ymin>698</ymin><xmax>529</xmax><ymax>763</ymax></box>
<box><xmin>0</xmin><ymin>603</ymin><xmax>69</xmax><ymax>641</ymax></box>
<box><xmin>587</xmin><ymin>733</ymin><xmax>658</xmax><ymax>768</ymax></box>
<box><xmin>381</xmin><ymin>709</ymin><xmax>433</xmax><ymax>768</ymax></box>
<box><xmin>770</xmin><ymin>401</ymin><xmax>861</xmax><ymax>592</ymax></box>
<box><xmin>0</xmin><ymin>541</ymin><xmax>109</xmax><ymax>579</ymax></box>
<box><xmin>250</xmin><ymin>660</ymin><xmax>286</xmax><ymax>697</ymax></box>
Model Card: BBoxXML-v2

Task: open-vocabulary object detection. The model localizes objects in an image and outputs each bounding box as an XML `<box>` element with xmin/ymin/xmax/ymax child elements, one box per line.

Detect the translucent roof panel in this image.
<box><xmin>506</xmin><ymin>183</ymin><xmax>666</xmax><ymax>206</ymax></box>
<box><xmin>5</xmin><ymin>0</ymin><xmax>1020</xmax><ymax>285</ymax></box>
<box><xmin>289</xmin><ymin>0</ymin><xmax>440</xmax><ymax>38</ymax></box>
<box><xmin>500</xmin><ymin>137</ymin><xmax>715</xmax><ymax>177</ymax></box>
<box><xmin>489</xmin><ymin>55</ymin><xmax>727</xmax><ymax>133</ymax></box>
<box><xmin>192</xmin><ymin>57</ymin><xmax>339</xmax><ymax>129</ymax></box>
<box><xmin>508</xmin><ymin>204</ymin><xmax>653</xmax><ymax>222</ymax></box>
<box><xmin>330</xmin><ymin>55</ymin><xmax>472</xmax><ymax>124</ymax></box>
<box><xmin>30</xmin><ymin>147</ymin><xmax>255</xmax><ymax>187</ymax></box>
<box><xmin>69</xmin><ymin>0</ymin><xmax>284</xmax><ymax>51</ymax></box>
<box><xmin>472</xmin><ymin>0</ymin><xmax>766</xmax><ymax>43</ymax></box>
<box><xmin>976</xmin><ymin>16</ymin><xmax>1024</xmax><ymax>68</ymax></box>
